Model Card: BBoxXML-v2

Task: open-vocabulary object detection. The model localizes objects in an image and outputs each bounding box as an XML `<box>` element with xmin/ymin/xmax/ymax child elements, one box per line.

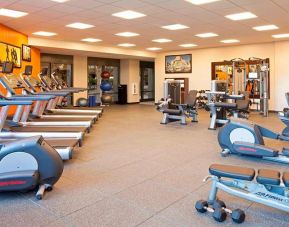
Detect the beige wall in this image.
<box><xmin>120</xmin><ymin>59</ymin><xmax>140</xmax><ymax>103</ymax></box>
<box><xmin>155</xmin><ymin>41</ymin><xmax>289</xmax><ymax>111</ymax></box>
<box><xmin>73</xmin><ymin>55</ymin><xmax>88</xmax><ymax>105</ymax></box>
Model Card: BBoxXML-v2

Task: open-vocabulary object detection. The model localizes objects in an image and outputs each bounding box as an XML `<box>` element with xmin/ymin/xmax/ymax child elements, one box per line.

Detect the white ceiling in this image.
<box><xmin>1</xmin><ymin>0</ymin><xmax>289</xmax><ymax>53</ymax></box>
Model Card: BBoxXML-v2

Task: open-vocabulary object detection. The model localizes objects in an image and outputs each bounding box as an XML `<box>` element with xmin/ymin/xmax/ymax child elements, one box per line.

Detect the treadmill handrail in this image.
<box><xmin>0</xmin><ymin>100</ymin><xmax>33</xmax><ymax>106</ymax></box>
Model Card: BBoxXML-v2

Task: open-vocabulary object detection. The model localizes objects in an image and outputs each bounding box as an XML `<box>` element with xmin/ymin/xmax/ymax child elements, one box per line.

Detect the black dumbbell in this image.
<box><xmin>213</xmin><ymin>200</ymin><xmax>245</xmax><ymax>224</ymax></box>
<box><xmin>195</xmin><ymin>200</ymin><xmax>227</xmax><ymax>222</ymax></box>
<box><xmin>231</xmin><ymin>209</ymin><xmax>245</xmax><ymax>223</ymax></box>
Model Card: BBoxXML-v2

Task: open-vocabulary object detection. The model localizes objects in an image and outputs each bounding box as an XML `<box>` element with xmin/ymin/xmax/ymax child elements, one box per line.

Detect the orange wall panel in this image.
<box><xmin>0</xmin><ymin>23</ymin><xmax>41</xmax><ymax>114</ymax></box>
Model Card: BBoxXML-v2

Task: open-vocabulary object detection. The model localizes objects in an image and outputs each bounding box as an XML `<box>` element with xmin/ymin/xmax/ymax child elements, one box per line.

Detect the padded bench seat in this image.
<box><xmin>163</xmin><ymin>109</ymin><xmax>182</xmax><ymax>115</ymax></box>
<box><xmin>210</xmin><ymin>164</ymin><xmax>289</xmax><ymax>187</ymax></box>
<box><xmin>256</xmin><ymin>169</ymin><xmax>280</xmax><ymax>185</ymax></box>
<box><xmin>209</xmin><ymin>164</ymin><xmax>255</xmax><ymax>181</ymax></box>
<box><xmin>213</xmin><ymin>102</ymin><xmax>237</xmax><ymax>109</ymax></box>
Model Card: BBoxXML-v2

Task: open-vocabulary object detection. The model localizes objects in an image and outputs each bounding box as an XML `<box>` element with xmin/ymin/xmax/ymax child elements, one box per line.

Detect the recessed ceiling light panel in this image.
<box><xmin>32</xmin><ymin>31</ymin><xmax>57</xmax><ymax>36</ymax></box>
<box><xmin>195</xmin><ymin>33</ymin><xmax>218</xmax><ymax>38</ymax></box>
<box><xmin>115</xmin><ymin>32</ymin><xmax>140</xmax><ymax>37</ymax></box>
<box><xmin>272</xmin><ymin>34</ymin><xmax>289</xmax><ymax>38</ymax></box>
<box><xmin>118</xmin><ymin>43</ymin><xmax>136</xmax><ymax>47</ymax></box>
<box><xmin>147</xmin><ymin>47</ymin><xmax>162</xmax><ymax>51</ymax></box>
<box><xmin>66</xmin><ymin>22</ymin><xmax>94</xmax><ymax>29</ymax></box>
<box><xmin>0</xmin><ymin>8</ymin><xmax>28</xmax><ymax>18</ymax></box>
<box><xmin>179</xmin><ymin>43</ymin><xmax>198</xmax><ymax>47</ymax></box>
<box><xmin>185</xmin><ymin>0</ymin><xmax>221</xmax><ymax>5</ymax></box>
<box><xmin>253</xmin><ymin>25</ymin><xmax>279</xmax><ymax>31</ymax></box>
<box><xmin>152</xmin><ymin>38</ymin><xmax>172</xmax><ymax>43</ymax></box>
<box><xmin>162</xmin><ymin>24</ymin><xmax>189</xmax><ymax>30</ymax></box>
<box><xmin>225</xmin><ymin>12</ymin><xmax>257</xmax><ymax>21</ymax></box>
<box><xmin>81</xmin><ymin>38</ymin><xmax>102</xmax><ymax>42</ymax></box>
<box><xmin>220</xmin><ymin>39</ymin><xmax>240</xmax><ymax>43</ymax></box>
<box><xmin>50</xmin><ymin>0</ymin><xmax>70</xmax><ymax>3</ymax></box>
<box><xmin>112</xmin><ymin>10</ymin><xmax>146</xmax><ymax>20</ymax></box>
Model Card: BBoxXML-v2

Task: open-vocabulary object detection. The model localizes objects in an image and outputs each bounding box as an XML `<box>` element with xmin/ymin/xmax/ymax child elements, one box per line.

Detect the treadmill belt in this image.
<box><xmin>30</xmin><ymin>117</ymin><xmax>94</xmax><ymax>122</ymax></box>
<box><xmin>45</xmin><ymin>112</ymin><xmax>99</xmax><ymax>116</ymax></box>
<box><xmin>9</xmin><ymin>126</ymin><xmax>87</xmax><ymax>133</ymax></box>
<box><xmin>0</xmin><ymin>138</ymin><xmax>78</xmax><ymax>148</ymax></box>
<box><xmin>45</xmin><ymin>138</ymin><xmax>79</xmax><ymax>147</ymax></box>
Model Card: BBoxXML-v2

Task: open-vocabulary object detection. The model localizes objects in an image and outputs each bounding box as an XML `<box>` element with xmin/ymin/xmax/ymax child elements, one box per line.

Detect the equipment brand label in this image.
<box><xmin>255</xmin><ymin>192</ymin><xmax>289</xmax><ymax>203</ymax></box>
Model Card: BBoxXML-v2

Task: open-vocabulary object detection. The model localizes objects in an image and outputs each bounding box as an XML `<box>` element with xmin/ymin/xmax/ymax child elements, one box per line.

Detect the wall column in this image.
<box><xmin>120</xmin><ymin>59</ymin><xmax>140</xmax><ymax>103</ymax></box>
<box><xmin>73</xmin><ymin>55</ymin><xmax>87</xmax><ymax>105</ymax></box>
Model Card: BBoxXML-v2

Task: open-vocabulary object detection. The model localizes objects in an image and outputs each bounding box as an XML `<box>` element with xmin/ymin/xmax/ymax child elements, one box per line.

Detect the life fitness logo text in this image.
<box><xmin>255</xmin><ymin>192</ymin><xmax>289</xmax><ymax>203</ymax></box>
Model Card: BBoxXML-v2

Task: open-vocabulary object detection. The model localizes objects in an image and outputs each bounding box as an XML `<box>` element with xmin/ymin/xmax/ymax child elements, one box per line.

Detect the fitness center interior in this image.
<box><xmin>1</xmin><ymin>0</ymin><xmax>289</xmax><ymax>226</ymax></box>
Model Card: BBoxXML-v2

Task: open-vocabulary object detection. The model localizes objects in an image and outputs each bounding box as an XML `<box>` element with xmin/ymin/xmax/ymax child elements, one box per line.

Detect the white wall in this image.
<box><xmin>73</xmin><ymin>55</ymin><xmax>87</xmax><ymax>105</ymax></box>
<box><xmin>274</xmin><ymin>41</ymin><xmax>289</xmax><ymax>110</ymax></box>
<box><xmin>155</xmin><ymin>41</ymin><xmax>289</xmax><ymax>111</ymax></box>
<box><xmin>120</xmin><ymin>59</ymin><xmax>140</xmax><ymax>103</ymax></box>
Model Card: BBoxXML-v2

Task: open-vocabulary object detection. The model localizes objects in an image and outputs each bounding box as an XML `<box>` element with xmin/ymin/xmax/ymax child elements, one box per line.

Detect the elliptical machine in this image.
<box><xmin>218</xmin><ymin>117</ymin><xmax>289</xmax><ymax>164</ymax></box>
<box><xmin>0</xmin><ymin>99</ymin><xmax>64</xmax><ymax>199</ymax></box>
<box><xmin>279</xmin><ymin>92</ymin><xmax>289</xmax><ymax>137</ymax></box>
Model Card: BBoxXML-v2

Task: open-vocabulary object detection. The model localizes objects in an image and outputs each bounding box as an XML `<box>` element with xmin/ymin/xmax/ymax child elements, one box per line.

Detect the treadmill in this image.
<box><xmin>50</xmin><ymin>71</ymin><xmax>103</xmax><ymax>114</ymax></box>
<box><xmin>12</xmin><ymin>66</ymin><xmax>94</xmax><ymax>128</ymax></box>
<box><xmin>0</xmin><ymin>75</ymin><xmax>89</xmax><ymax>133</ymax></box>
<box><xmin>23</xmin><ymin>68</ymin><xmax>99</xmax><ymax>122</ymax></box>
<box><xmin>40</xmin><ymin>69</ymin><xmax>102</xmax><ymax>115</ymax></box>
<box><xmin>0</xmin><ymin>97</ymin><xmax>77</xmax><ymax>160</ymax></box>
<box><xmin>0</xmin><ymin>62</ymin><xmax>85</xmax><ymax>147</ymax></box>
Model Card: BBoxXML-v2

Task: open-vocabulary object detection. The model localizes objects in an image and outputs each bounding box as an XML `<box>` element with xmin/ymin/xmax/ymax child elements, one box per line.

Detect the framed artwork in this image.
<box><xmin>22</xmin><ymin>44</ymin><xmax>31</xmax><ymax>62</ymax></box>
<box><xmin>0</xmin><ymin>42</ymin><xmax>21</xmax><ymax>68</ymax></box>
<box><xmin>165</xmin><ymin>54</ymin><xmax>192</xmax><ymax>73</ymax></box>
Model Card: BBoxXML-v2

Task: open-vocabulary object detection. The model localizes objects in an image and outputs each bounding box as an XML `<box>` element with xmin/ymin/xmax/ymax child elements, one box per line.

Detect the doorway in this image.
<box><xmin>140</xmin><ymin>61</ymin><xmax>155</xmax><ymax>102</ymax></box>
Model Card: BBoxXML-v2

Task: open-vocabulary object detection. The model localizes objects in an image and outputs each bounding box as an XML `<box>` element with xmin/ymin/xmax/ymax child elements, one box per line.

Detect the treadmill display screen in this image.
<box><xmin>41</xmin><ymin>68</ymin><xmax>48</xmax><ymax>76</ymax></box>
<box><xmin>25</xmin><ymin>65</ymin><xmax>33</xmax><ymax>75</ymax></box>
<box><xmin>2</xmin><ymin>62</ymin><xmax>14</xmax><ymax>74</ymax></box>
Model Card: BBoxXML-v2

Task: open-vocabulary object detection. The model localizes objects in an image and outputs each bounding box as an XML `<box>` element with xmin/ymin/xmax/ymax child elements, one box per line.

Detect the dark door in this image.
<box><xmin>140</xmin><ymin>61</ymin><xmax>155</xmax><ymax>102</ymax></box>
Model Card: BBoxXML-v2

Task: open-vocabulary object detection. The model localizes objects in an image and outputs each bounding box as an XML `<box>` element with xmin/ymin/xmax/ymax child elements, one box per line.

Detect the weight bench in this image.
<box><xmin>160</xmin><ymin>90</ymin><xmax>198</xmax><ymax>125</ymax></box>
<box><xmin>204</xmin><ymin>164</ymin><xmax>289</xmax><ymax>214</ymax></box>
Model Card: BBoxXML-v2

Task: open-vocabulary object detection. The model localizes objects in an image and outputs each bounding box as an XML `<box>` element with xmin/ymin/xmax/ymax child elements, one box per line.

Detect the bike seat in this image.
<box><xmin>256</xmin><ymin>169</ymin><xmax>280</xmax><ymax>185</ymax></box>
<box><xmin>163</xmin><ymin>109</ymin><xmax>182</xmax><ymax>115</ymax></box>
<box><xmin>209</xmin><ymin>164</ymin><xmax>255</xmax><ymax>181</ymax></box>
<box><xmin>282</xmin><ymin>172</ymin><xmax>289</xmax><ymax>187</ymax></box>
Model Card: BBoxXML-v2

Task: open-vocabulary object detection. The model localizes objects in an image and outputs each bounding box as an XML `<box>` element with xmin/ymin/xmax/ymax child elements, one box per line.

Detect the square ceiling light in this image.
<box><xmin>225</xmin><ymin>12</ymin><xmax>257</xmax><ymax>21</ymax></box>
<box><xmin>118</xmin><ymin>43</ymin><xmax>136</xmax><ymax>47</ymax></box>
<box><xmin>220</xmin><ymin>39</ymin><xmax>240</xmax><ymax>43</ymax></box>
<box><xmin>253</xmin><ymin>25</ymin><xmax>279</xmax><ymax>31</ymax></box>
<box><xmin>272</xmin><ymin>34</ymin><xmax>289</xmax><ymax>38</ymax></box>
<box><xmin>162</xmin><ymin>24</ymin><xmax>189</xmax><ymax>30</ymax></box>
<box><xmin>32</xmin><ymin>31</ymin><xmax>57</xmax><ymax>36</ymax></box>
<box><xmin>195</xmin><ymin>33</ymin><xmax>218</xmax><ymax>38</ymax></box>
<box><xmin>81</xmin><ymin>38</ymin><xmax>102</xmax><ymax>42</ymax></box>
<box><xmin>66</xmin><ymin>22</ymin><xmax>94</xmax><ymax>29</ymax></box>
<box><xmin>152</xmin><ymin>38</ymin><xmax>172</xmax><ymax>43</ymax></box>
<box><xmin>179</xmin><ymin>43</ymin><xmax>197</xmax><ymax>47</ymax></box>
<box><xmin>147</xmin><ymin>47</ymin><xmax>162</xmax><ymax>51</ymax></box>
<box><xmin>0</xmin><ymin>8</ymin><xmax>28</xmax><ymax>18</ymax></box>
<box><xmin>50</xmin><ymin>0</ymin><xmax>70</xmax><ymax>2</ymax></box>
<box><xmin>115</xmin><ymin>32</ymin><xmax>140</xmax><ymax>37</ymax></box>
<box><xmin>112</xmin><ymin>10</ymin><xmax>146</xmax><ymax>20</ymax></box>
<box><xmin>185</xmin><ymin>0</ymin><xmax>221</xmax><ymax>5</ymax></box>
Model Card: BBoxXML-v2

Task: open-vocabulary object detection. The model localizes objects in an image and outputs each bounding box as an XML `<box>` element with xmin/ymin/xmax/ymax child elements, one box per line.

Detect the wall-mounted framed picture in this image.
<box><xmin>22</xmin><ymin>44</ymin><xmax>31</xmax><ymax>62</ymax></box>
<box><xmin>165</xmin><ymin>54</ymin><xmax>192</xmax><ymax>73</ymax></box>
<box><xmin>0</xmin><ymin>42</ymin><xmax>21</xmax><ymax>68</ymax></box>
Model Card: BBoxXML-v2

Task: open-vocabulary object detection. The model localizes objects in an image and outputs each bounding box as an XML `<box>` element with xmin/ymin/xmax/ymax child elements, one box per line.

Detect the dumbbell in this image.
<box><xmin>195</xmin><ymin>200</ymin><xmax>245</xmax><ymax>223</ymax></box>
<box><xmin>195</xmin><ymin>200</ymin><xmax>227</xmax><ymax>222</ymax></box>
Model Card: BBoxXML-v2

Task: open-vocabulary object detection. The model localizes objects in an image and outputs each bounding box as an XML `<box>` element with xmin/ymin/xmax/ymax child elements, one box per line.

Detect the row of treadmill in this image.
<box><xmin>0</xmin><ymin>61</ymin><xmax>103</xmax><ymax>199</ymax></box>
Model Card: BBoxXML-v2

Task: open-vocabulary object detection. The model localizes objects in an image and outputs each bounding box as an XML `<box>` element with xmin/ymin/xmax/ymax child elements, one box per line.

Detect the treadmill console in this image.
<box><xmin>25</xmin><ymin>75</ymin><xmax>40</xmax><ymax>87</ymax></box>
<box><xmin>1</xmin><ymin>62</ymin><xmax>14</xmax><ymax>73</ymax></box>
<box><xmin>3</xmin><ymin>74</ymin><xmax>24</xmax><ymax>89</ymax></box>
